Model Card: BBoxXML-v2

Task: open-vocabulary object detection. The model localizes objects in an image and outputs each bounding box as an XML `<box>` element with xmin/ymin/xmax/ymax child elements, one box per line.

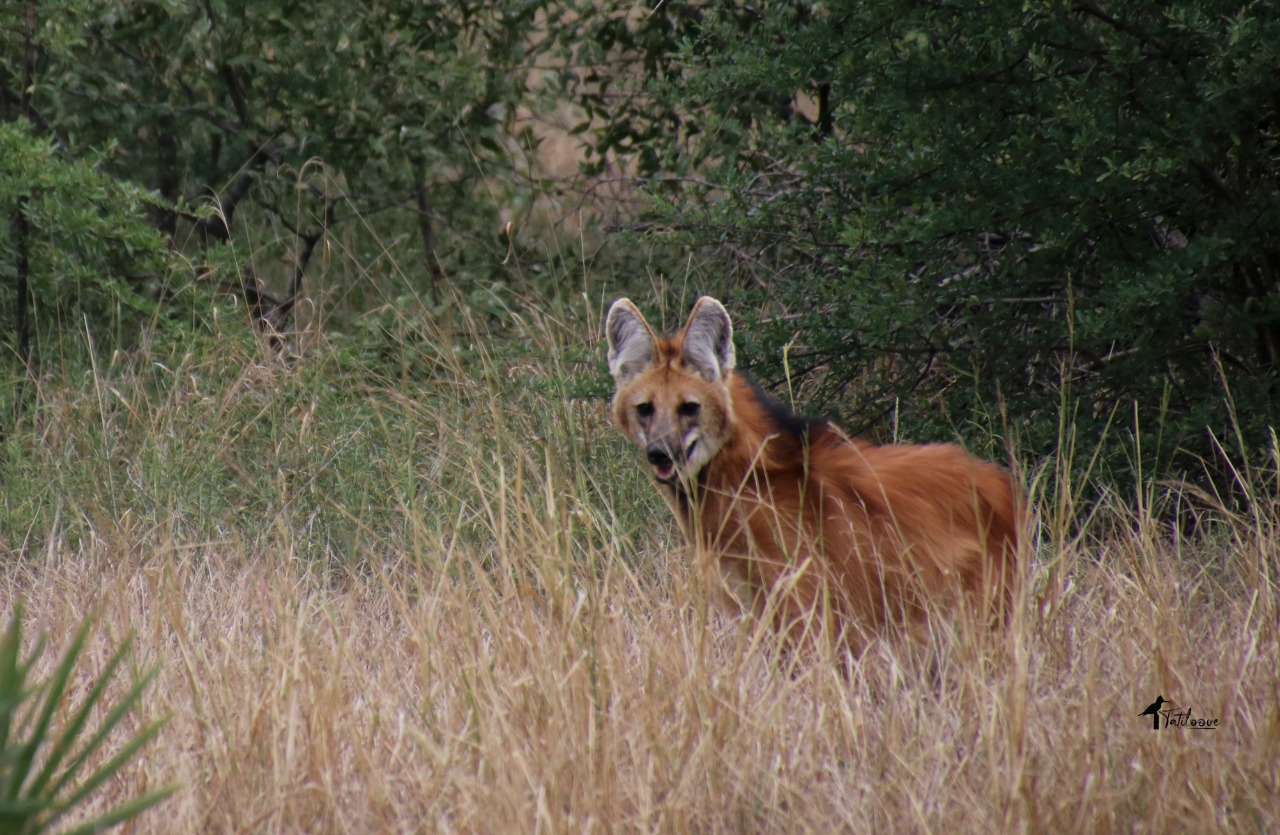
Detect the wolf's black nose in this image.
<box><xmin>647</xmin><ymin>445</ymin><xmax>673</xmax><ymax>467</ymax></box>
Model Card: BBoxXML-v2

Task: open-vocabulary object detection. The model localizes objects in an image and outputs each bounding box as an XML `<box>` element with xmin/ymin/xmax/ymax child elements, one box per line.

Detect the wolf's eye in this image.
<box><xmin>636</xmin><ymin>402</ymin><xmax>655</xmax><ymax>418</ymax></box>
<box><xmin>677</xmin><ymin>401</ymin><xmax>701</xmax><ymax>418</ymax></box>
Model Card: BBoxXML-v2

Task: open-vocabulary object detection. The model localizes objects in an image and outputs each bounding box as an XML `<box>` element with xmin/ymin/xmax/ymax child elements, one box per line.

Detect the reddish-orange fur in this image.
<box><xmin>606</xmin><ymin>297</ymin><xmax>1022</xmax><ymax>652</ymax></box>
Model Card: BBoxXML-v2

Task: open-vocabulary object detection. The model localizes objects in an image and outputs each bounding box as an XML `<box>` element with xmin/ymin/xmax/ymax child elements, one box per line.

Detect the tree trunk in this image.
<box><xmin>13</xmin><ymin>0</ymin><xmax>38</xmax><ymax>371</ymax></box>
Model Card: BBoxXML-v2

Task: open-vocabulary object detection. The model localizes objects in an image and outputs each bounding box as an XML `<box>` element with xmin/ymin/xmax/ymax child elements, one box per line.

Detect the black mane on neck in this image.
<box><xmin>738</xmin><ymin>372</ymin><xmax>829</xmax><ymax>438</ymax></box>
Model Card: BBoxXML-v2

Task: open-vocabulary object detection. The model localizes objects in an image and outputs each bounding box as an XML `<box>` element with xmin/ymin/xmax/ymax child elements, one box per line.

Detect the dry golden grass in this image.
<box><xmin>3</xmin><ymin>298</ymin><xmax>1277</xmax><ymax>833</ymax></box>
<box><xmin>6</xmin><ymin>458</ymin><xmax>1279</xmax><ymax>833</ymax></box>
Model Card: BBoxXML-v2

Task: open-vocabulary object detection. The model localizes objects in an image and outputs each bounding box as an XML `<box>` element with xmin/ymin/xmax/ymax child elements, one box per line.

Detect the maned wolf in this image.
<box><xmin>605</xmin><ymin>296</ymin><xmax>1022</xmax><ymax>653</ymax></box>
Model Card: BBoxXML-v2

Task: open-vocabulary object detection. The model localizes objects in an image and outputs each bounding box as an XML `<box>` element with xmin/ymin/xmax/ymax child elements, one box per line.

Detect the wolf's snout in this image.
<box><xmin>646</xmin><ymin>442</ymin><xmax>681</xmax><ymax>482</ymax></box>
<box><xmin>646</xmin><ymin>444</ymin><xmax>674</xmax><ymax>467</ymax></box>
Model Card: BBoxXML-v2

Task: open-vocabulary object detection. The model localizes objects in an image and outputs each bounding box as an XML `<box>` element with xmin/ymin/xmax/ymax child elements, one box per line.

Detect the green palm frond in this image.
<box><xmin>0</xmin><ymin>604</ymin><xmax>176</xmax><ymax>834</ymax></box>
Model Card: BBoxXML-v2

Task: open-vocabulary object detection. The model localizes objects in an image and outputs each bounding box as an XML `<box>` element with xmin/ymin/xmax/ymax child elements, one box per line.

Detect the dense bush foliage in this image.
<box><xmin>4</xmin><ymin>0</ymin><xmax>1278</xmax><ymax>489</ymax></box>
<box><xmin>2</xmin><ymin>0</ymin><xmax>575</xmax><ymax>365</ymax></box>
<box><xmin>589</xmin><ymin>0</ymin><xmax>1280</xmax><ymax>483</ymax></box>
<box><xmin>0</xmin><ymin>122</ymin><xmax>177</xmax><ymax>360</ymax></box>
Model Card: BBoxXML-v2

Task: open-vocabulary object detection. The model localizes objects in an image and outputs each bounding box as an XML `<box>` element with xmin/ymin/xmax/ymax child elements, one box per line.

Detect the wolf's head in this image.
<box><xmin>605</xmin><ymin>297</ymin><xmax>736</xmax><ymax>485</ymax></box>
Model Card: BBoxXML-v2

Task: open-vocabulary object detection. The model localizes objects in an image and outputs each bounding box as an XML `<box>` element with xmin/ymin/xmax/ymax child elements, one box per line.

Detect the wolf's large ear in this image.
<box><xmin>681</xmin><ymin>296</ymin><xmax>735</xmax><ymax>382</ymax></box>
<box><xmin>606</xmin><ymin>298</ymin><xmax>657</xmax><ymax>386</ymax></box>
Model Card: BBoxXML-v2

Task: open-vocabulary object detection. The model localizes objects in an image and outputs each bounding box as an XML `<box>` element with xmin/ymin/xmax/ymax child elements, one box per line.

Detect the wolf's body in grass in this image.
<box><xmin>606</xmin><ymin>296</ymin><xmax>1022</xmax><ymax>652</ymax></box>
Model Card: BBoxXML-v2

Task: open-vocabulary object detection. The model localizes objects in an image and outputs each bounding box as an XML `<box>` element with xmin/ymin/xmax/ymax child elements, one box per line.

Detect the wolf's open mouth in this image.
<box><xmin>653</xmin><ymin>441</ymin><xmax>697</xmax><ymax>483</ymax></box>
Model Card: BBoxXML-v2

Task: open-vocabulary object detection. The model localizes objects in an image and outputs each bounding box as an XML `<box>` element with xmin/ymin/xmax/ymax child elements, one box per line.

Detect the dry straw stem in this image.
<box><xmin>3</xmin><ymin>463</ymin><xmax>1278</xmax><ymax>834</ymax></box>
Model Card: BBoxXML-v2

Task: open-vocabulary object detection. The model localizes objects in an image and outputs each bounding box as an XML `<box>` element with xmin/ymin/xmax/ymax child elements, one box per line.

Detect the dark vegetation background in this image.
<box><xmin>4</xmin><ymin>0</ymin><xmax>1278</xmax><ymax>502</ymax></box>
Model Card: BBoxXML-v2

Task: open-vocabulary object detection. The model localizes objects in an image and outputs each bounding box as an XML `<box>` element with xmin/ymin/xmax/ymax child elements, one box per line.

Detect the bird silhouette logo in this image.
<box><xmin>1139</xmin><ymin>695</ymin><xmax>1170</xmax><ymax>730</ymax></box>
<box><xmin>1138</xmin><ymin>694</ymin><xmax>1219</xmax><ymax>731</ymax></box>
